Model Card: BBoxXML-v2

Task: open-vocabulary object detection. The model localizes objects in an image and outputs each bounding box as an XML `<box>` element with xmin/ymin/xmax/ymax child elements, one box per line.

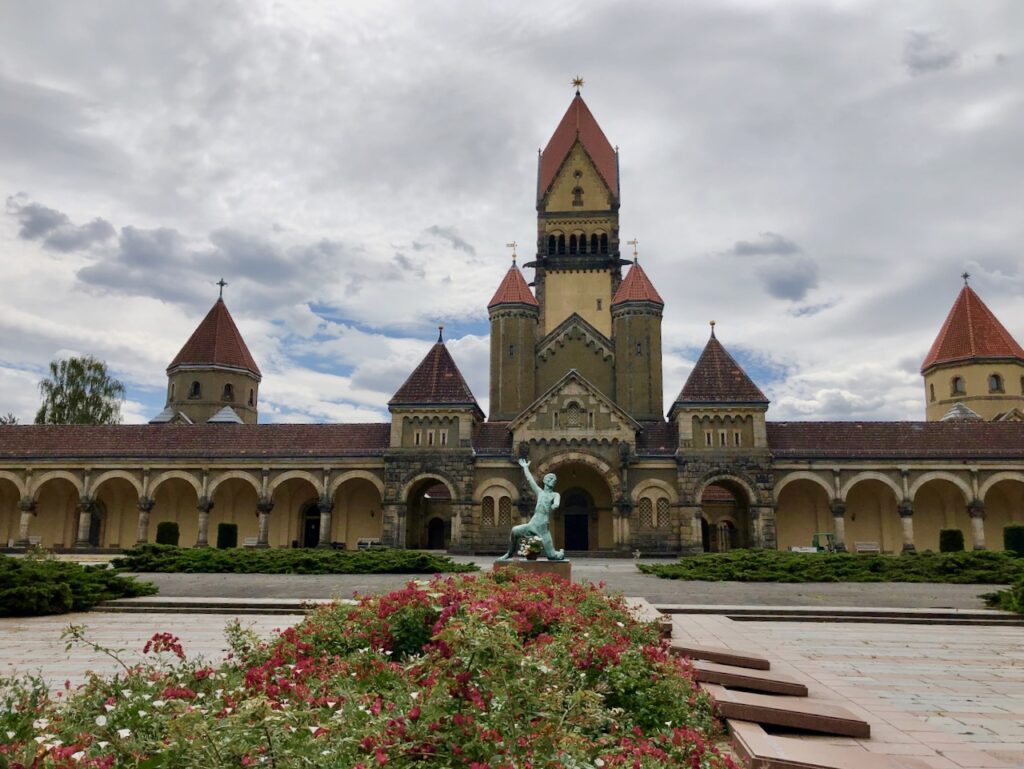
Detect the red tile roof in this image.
<box><xmin>921</xmin><ymin>286</ymin><xmax>1024</xmax><ymax>372</ymax></box>
<box><xmin>674</xmin><ymin>332</ymin><xmax>768</xmax><ymax>405</ymax></box>
<box><xmin>389</xmin><ymin>341</ymin><xmax>483</xmax><ymax>417</ymax></box>
<box><xmin>635</xmin><ymin>421</ymin><xmax>677</xmax><ymax>455</ymax></box>
<box><xmin>767</xmin><ymin>421</ymin><xmax>1024</xmax><ymax>459</ymax></box>
<box><xmin>611</xmin><ymin>262</ymin><xmax>664</xmax><ymax>306</ymax></box>
<box><xmin>0</xmin><ymin>424</ymin><xmax>389</xmax><ymax>460</ymax></box>
<box><xmin>538</xmin><ymin>94</ymin><xmax>618</xmax><ymax>200</ymax></box>
<box><xmin>169</xmin><ymin>299</ymin><xmax>261</xmax><ymax>376</ymax></box>
<box><xmin>473</xmin><ymin>422</ymin><xmax>513</xmax><ymax>455</ymax></box>
<box><xmin>488</xmin><ymin>264</ymin><xmax>538</xmax><ymax>309</ymax></box>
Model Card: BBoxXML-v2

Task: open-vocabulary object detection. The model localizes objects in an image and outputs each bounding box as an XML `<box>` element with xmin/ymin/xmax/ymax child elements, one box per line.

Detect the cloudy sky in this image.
<box><xmin>1</xmin><ymin>0</ymin><xmax>1021</xmax><ymax>424</ymax></box>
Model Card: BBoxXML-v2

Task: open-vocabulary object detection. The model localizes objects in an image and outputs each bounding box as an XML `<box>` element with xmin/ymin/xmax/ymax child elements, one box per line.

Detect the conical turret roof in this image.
<box><xmin>673</xmin><ymin>328</ymin><xmax>767</xmax><ymax>405</ymax></box>
<box><xmin>611</xmin><ymin>261</ymin><xmax>664</xmax><ymax>306</ymax></box>
<box><xmin>168</xmin><ymin>299</ymin><xmax>261</xmax><ymax>377</ymax></box>
<box><xmin>389</xmin><ymin>332</ymin><xmax>483</xmax><ymax>418</ymax></box>
<box><xmin>921</xmin><ymin>285</ymin><xmax>1024</xmax><ymax>372</ymax></box>
<box><xmin>538</xmin><ymin>93</ymin><xmax>618</xmax><ymax>199</ymax></box>
<box><xmin>488</xmin><ymin>263</ymin><xmax>538</xmax><ymax>309</ymax></box>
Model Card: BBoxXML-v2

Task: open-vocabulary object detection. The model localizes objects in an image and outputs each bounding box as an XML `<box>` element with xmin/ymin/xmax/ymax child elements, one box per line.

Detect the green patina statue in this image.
<box><xmin>499</xmin><ymin>458</ymin><xmax>566</xmax><ymax>561</ymax></box>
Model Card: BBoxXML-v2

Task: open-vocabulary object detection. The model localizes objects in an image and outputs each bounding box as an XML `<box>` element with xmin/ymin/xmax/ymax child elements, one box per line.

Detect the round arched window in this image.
<box><xmin>988</xmin><ymin>373</ymin><xmax>1004</xmax><ymax>393</ymax></box>
<box><xmin>951</xmin><ymin>376</ymin><xmax>965</xmax><ymax>396</ymax></box>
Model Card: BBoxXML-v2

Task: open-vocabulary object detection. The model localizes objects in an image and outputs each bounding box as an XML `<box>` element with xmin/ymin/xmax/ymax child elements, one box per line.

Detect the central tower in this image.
<box><xmin>528</xmin><ymin>87</ymin><xmax>624</xmax><ymax>337</ymax></box>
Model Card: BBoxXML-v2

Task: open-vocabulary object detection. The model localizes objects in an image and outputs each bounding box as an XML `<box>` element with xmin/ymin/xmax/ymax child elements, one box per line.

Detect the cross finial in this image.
<box><xmin>216</xmin><ymin>278</ymin><xmax>228</xmax><ymax>300</ymax></box>
<box><xmin>962</xmin><ymin>271</ymin><xmax>971</xmax><ymax>286</ymax></box>
<box><xmin>506</xmin><ymin>240</ymin><xmax>518</xmax><ymax>265</ymax></box>
<box><xmin>627</xmin><ymin>238</ymin><xmax>639</xmax><ymax>261</ymax></box>
<box><xmin>709</xmin><ymin>320</ymin><xmax>716</xmax><ymax>338</ymax></box>
<box><xmin>571</xmin><ymin>76</ymin><xmax>584</xmax><ymax>95</ymax></box>
<box><xmin>437</xmin><ymin>325</ymin><xmax>444</xmax><ymax>343</ymax></box>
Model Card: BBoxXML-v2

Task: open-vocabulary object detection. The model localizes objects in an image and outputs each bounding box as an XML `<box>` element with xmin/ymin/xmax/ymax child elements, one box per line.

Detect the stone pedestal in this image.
<box><xmin>492</xmin><ymin>559</ymin><xmax>572</xmax><ymax>581</ymax></box>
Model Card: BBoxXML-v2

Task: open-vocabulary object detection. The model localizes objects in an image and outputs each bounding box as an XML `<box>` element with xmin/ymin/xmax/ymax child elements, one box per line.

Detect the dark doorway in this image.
<box><xmin>427</xmin><ymin>517</ymin><xmax>445</xmax><ymax>549</ymax></box>
<box><xmin>302</xmin><ymin>503</ymin><xmax>320</xmax><ymax>548</ymax></box>
<box><xmin>700</xmin><ymin>517</ymin><xmax>710</xmax><ymax>553</ymax></box>
<box><xmin>564</xmin><ymin>514</ymin><xmax>589</xmax><ymax>550</ymax></box>
<box><xmin>88</xmin><ymin>508</ymin><xmax>102</xmax><ymax>547</ymax></box>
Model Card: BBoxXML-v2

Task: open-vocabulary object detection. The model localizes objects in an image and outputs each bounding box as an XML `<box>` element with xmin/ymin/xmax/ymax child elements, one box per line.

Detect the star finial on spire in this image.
<box><xmin>627</xmin><ymin>238</ymin><xmax>639</xmax><ymax>262</ymax></box>
<box><xmin>571</xmin><ymin>76</ymin><xmax>584</xmax><ymax>95</ymax></box>
<box><xmin>962</xmin><ymin>271</ymin><xmax>971</xmax><ymax>286</ymax></box>
<box><xmin>506</xmin><ymin>240</ymin><xmax>518</xmax><ymax>265</ymax></box>
<box><xmin>216</xmin><ymin>278</ymin><xmax>228</xmax><ymax>300</ymax></box>
<box><xmin>709</xmin><ymin>320</ymin><xmax>716</xmax><ymax>338</ymax></box>
<box><xmin>437</xmin><ymin>325</ymin><xmax>445</xmax><ymax>343</ymax></box>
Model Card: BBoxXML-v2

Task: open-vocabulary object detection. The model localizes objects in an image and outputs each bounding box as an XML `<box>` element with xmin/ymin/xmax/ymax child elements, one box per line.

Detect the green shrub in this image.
<box><xmin>983</xmin><ymin>576</ymin><xmax>1024</xmax><ymax>614</ymax></box>
<box><xmin>0</xmin><ymin>552</ymin><xmax>156</xmax><ymax>617</ymax></box>
<box><xmin>1004</xmin><ymin>525</ymin><xmax>1024</xmax><ymax>557</ymax></box>
<box><xmin>155</xmin><ymin>521</ymin><xmax>179</xmax><ymax>546</ymax></box>
<box><xmin>939</xmin><ymin>529</ymin><xmax>965</xmax><ymax>552</ymax></box>
<box><xmin>113</xmin><ymin>543</ymin><xmax>478</xmax><ymax>574</ymax></box>
<box><xmin>216</xmin><ymin>523</ymin><xmax>238</xmax><ymax>550</ymax></box>
<box><xmin>638</xmin><ymin>548</ymin><xmax>1024</xmax><ymax>584</ymax></box>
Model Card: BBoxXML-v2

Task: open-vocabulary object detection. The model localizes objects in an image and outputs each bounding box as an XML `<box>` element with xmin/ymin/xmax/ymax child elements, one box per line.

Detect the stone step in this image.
<box><xmin>669</xmin><ymin>642</ymin><xmax>772</xmax><ymax>670</ymax></box>
<box><xmin>705</xmin><ymin>685</ymin><xmax>870</xmax><ymax>738</ymax></box>
<box><xmin>694</xmin><ymin>661</ymin><xmax>808</xmax><ymax>696</ymax></box>
<box><xmin>657</xmin><ymin>604</ymin><xmax>1023</xmax><ymax>626</ymax></box>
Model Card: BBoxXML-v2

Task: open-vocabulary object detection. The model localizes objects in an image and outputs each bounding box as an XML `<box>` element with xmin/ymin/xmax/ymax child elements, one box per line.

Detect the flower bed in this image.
<box><xmin>638</xmin><ymin>549</ymin><xmax>1024</xmax><ymax>583</ymax></box>
<box><xmin>0</xmin><ymin>553</ymin><xmax>156</xmax><ymax>617</ymax></box>
<box><xmin>0</xmin><ymin>572</ymin><xmax>735</xmax><ymax>768</ymax></box>
<box><xmin>112</xmin><ymin>543</ymin><xmax>478</xmax><ymax>574</ymax></box>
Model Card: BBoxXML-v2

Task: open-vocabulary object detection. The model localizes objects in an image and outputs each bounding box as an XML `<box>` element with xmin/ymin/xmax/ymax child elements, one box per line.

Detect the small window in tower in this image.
<box><xmin>705</xmin><ymin>430</ymin><xmax>713</xmax><ymax>447</ymax></box>
<box><xmin>440</xmin><ymin>430</ymin><xmax>448</xmax><ymax>446</ymax></box>
<box><xmin>248</xmin><ymin>389</ymin><xmax>255</xmax><ymax>407</ymax></box>
<box><xmin>590</xmin><ymin>234</ymin><xmax>599</xmax><ymax>253</ymax></box>
<box><xmin>600</xmin><ymin>233</ymin><xmax>608</xmax><ymax>254</ymax></box>
<box><xmin>169</xmin><ymin>383</ymin><xmax>175</xmax><ymax>401</ymax></box>
<box><xmin>223</xmin><ymin>383</ymin><xmax>234</xmax><ymax>401</ymax></box>
<box><xmin>427</xmin><ymin>430</ymin><xmax>435</xmax><ymax>447</ymax></box>
<box><xmin>508</xmin><ymin>344</ymin><xmax>515</xmax><ymax>358</ymax></box>
<box><xmin>733</xmin><ymin>431</ymin><xmax>741</xmax><ymax>447</ymax></box>
<box><xmin>596</xmin><ymin>298</ymin><xmax>602</xmax><ymax>311</ymax></box>
<box><xmin>636</xmin><ymin>342</ymin><xmax>642</xmax><ymax>355</ymax></box>
<box><xmin>588</xmin><ymin>411</ymin><xmax>594</xmax><ymax>428</ymax></box>
<box><xmin>989</xmin><ymin>373</ymin><xmax>1004</xmax><ymax>393</ymax></box>
<box><xmin>719</xmin><ymin>430</ymin><xmax>727</xmax><ymax>447</ymax></box>
<box><xmin>414</xmin><ymin>430</ymin><xmax>422</xmax><ymax>446</ymax></box>
<box><xmin>553</xmin><ymin>411</ymin><xmax>560</xmax><ymax>427</ymax></box>
<box><xmin>566</xmin><ymin>402</ymin><xmax>581</xmax><ymax>427</ymax></box>
<box><xmin>558</xmin><ymin>234</ymin><xmax>566</xmax><ymax>255</ymax></box>
<box><xmin>951</xmin><ymin>376</ymin><xmax>966</xmax><ymax>395</ymax></box>
<box><xmin>572</xmin><ymin>187</ymin><xmax>583</xmax><ymax>207</ymax></box>
<box><xmin>188</xmin><ymin>381</ymin><xmax>201</xmax><ymax>399</ymax></box>
<box><xmin>548</xmin><ymin>235</ymin><xmax>556</xmax><ymax>255</ymax></box>
<box><xmin>569</xmin><ymin>234</ymin><xmax>578</xmax><ymax>254</ymax></box>
<box><xmin>578</xmin><ymin>234</ymin><xmax>587</xmax><ymax>254</ymax></box>
<box><xmin>929</xmin><ymin>383</ymin><xmax>935</xmax><ymax>402</ymax></box>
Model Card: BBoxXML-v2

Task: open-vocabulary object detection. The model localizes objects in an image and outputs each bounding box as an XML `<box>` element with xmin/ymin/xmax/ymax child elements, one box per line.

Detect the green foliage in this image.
<box><xmin>1004</xmin><ymin>525</ymin><xmax>1024</xmax><ymax>557</ymax></box>
<box><xmin>155</xmin><ymin>521</ymin><xmax>180</xmax><ymax>546</ymax></box>
<box><xmin>0</xmin><ymin>552</ymin><xmax>156</xmax><ymax>617</ymax></box>
<box><xmin>34</xmin><ymin>355</ymin><xmax>126</xmax><ymax>425</ymax></box>
<box><xmin>983</xmin><ymin>576</ymin><xmax>1024</xmax><ymax>614</ymax></box>
<box><xmin>939</xmin><ymin>529</ymin><xmax>965</xmax><ymax>553</ymax></box>
<box><xmin>216</xmin><ymin>523</ymin><xmax>238</xmax><ymax>550</ymax></box>
<box><xmin>113</xmin><ymin>543</ymin><xmax>478</xmax><ymax>574</ymax></box>
<box><xmin>638</xmin><ymin>548</ymin><xmax>1024</xmax><ymax>584</ymax></box>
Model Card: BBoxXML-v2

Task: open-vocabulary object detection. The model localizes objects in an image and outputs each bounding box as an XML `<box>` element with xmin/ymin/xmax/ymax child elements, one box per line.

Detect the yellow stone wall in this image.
<box><xmin>168</xmin><ymin>367</ymin><xmax>260</xmax><ymax>424</ymax></box>
<box><xmin>542</xmin><ymin>271</ymin><xmax>613</xmax><ymax>337</ymax></box>
<box><xmin>924</xmin><ymin>360</ymin><xmax>1024</xmax><ymax>421</ymax></box>
<box><xmin>543</xmin><ymin>143</ymin><xmax>614</xmax><ymax>214</ymax></box>
<box><xmin>775</xmin><ymin>481</ymin><xmax>832</xmax><ymax>550</ymax></box>
<box><xmin>0</xmin><ymin>480</ymin><xmax>19</xmax><ymax>546</ymax></box>
<box><xmin>331</xmin><ymin>479</ymin><xmax>383</xmax><ymax>548</ymax></box>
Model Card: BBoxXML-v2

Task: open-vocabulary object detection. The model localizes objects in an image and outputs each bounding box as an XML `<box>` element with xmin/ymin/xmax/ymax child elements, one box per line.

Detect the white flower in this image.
<box><xmin>137</xmin><ymin>710</ymin><xmax>148</xmax><ymax>717</ymax></box>
<box><xmin>34</xmin><ymin>736</ymin><xmax>46</xmax><ymax>745</ymax></box>
<box><xmin>98</xmin><ymin>741</ymin><xmax>109</xmax><ymax>748</ymax></box>
<box><xmin>409</xmin><ymin>692</ymin><xmax>420</xmax><ymax>700</ymax></box>
<box><xmin>95</xmin><ymin>715</ymin><xmax>107</xmax><ymax>727</ymax></box>
<box><xmin>71</xmin><ymin>751</ymin><xmax>86</xmax><ymax>762</ymax></box>
<box><xmin>103</xmin><ymin>704</ymin><xmax>115</xmax><ymax>712</ymax></box>
<box><xmin>595</xmin><ymin>760</ymin><xmax>605</xmax><ymax>768</ymax></box>
<box><xmin>307</xmin><ymin>726</ymin><xmax>319</xmax><ymax>734</ymax></box>
<box><xmin>117</xmin><ymin>728</ymin><xmax>132</xmax><ymax>739</ymax></box>
<box><xmin>5</xmin><ymin>731</ymin><xmax>15</xmax><ymax>740</ymax></box>
<box><xmin>32</xmin><ymin>718</ymin><xmax>49</xmax><ymax>730</ymax></box>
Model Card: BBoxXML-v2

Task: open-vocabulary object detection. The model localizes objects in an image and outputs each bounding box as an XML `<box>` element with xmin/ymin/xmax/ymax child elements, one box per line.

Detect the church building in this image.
<box><xmin>2</xmin><ymin>90</ymin><xmax>1024</xmax><ymax>555</ymax></box>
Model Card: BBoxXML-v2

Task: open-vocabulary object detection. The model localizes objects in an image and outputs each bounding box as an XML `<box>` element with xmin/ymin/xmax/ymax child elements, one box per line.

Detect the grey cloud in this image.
<box><xmin>424</xmin><ymin>225</ymin><xmax>476</xmax><ymax>256</ymax></box>
<box><xmin>393</xmin><ymin>252</ymin><xmax>426</xmax><ymax>278</ymax></box>
<box><xmin>730</xmin><ymin>232</ymin><xmax>800</xmax><ymax>257</ymax></box>
<box><xmin>6</xmin><ymin>196</ymin><xmax>114</xmax><ymax>251</ymax></box>
<box><xmin>788</xmin><ymin>300</ymin><xmax>836</xmax><ymax>318</ymax></box>
<box><xmin>724</xmin><ymin>232</ymin><xmax>819</xmax><ymax>301</ymax></box>
<box><xmin>903</xmin><ymin>30</ymin><xmax>959</xmax><ymax>75</ymax></box>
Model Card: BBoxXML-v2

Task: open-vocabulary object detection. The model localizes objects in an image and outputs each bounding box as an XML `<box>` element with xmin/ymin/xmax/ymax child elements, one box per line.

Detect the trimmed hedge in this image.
<box><xmin>983</xmin><ymin>577</ymin><xmax>1024</xmax><ymax>614</ymax></box>
<box><xmin>638</xmin><ymin>548</ymin><xmax>1024</xmax><ymax>584</ymax></box>
<box><xmin>0</xmin><ymin>553</ymin><xmax>157</xmax><ymax>617</ymax></box>
<box><xmin>113</xmin><ymin>543</ymin><xmax>478</xmax><ymax>574</ymax></box>
<box><xmin>939</xmin><ymin>528</ymin><xmax>965</xmax><ymax>553</ymax></box>
<box><xmin>1004</xmin><ymin>525</ymin><xmax>1024</xmax><ymax>557</ymax></box>
<box><xmin>216</xmin><ymin>523</ymin><xmax>238</xmax><ymax>550</ymax></box>
<box><xmin>155</xmin><ymin>521</ymin><xmax>179</xmax><ymax>546</ymax></box>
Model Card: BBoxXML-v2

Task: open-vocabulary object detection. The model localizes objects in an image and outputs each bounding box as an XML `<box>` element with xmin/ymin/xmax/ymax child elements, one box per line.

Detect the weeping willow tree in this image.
<box><xmin>35</xmin><ymin>356</ymin><xmax>125</xmax><ymax>425</ymax></box>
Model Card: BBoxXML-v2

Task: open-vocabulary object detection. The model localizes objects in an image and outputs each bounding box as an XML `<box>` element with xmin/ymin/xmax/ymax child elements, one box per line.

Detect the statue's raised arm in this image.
<box><xmin>518</xmin><ymin>458</ymin><xmax>542</xmax><ymax>496</ymax></box>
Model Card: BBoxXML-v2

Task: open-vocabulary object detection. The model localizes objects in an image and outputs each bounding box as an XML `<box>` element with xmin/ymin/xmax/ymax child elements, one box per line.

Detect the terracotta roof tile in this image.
<box><xmin>611</xmin><ymin>262</ymin><xmax>664</xmax><ymax>306</ymax></box>
<box><xmin>673</xmin><ymin>332</ymin><xmax>768</xmax><ymax>405</ymax></box>
<box><xmin>0</xmin><ymin>423</ymin><xmax>389</xmax><ymax>460</ymax></box>
<box><xmin>538</xmin><ymin>94</ymin><xmax>617</xmax><ymax>199</ymax></box>
<box><xmin>921</xmin><ymin>286</ymin><xmax>1024</xmax><ymax>371</ymax></box>
<box><xmin>169</xmin><ymin>299</ymin><xmax>261</xmax><ymax>376</ymax></box>
<box><xmin>488</xmin><ymin>264</ymin><xmax>538</xmax><ymax>309</ymax></box>
<box><xmin>389</xmin><ymin>341</ymin><xmax>483</xmax><ymax>417</ymax></box>
<box><xmin>767</xmin><ymin>421</ymin><xmax>1024</xmax><ymax>459</ymax></box>
<box><xmin>635</xmin><ymin>421</ymin><xmax>677</xmax><ymax>456</ymax></box>
<box><xmin>473</xmin><ymin>422</ymin><xmax>513</xmax><ymax>455</ymax></box>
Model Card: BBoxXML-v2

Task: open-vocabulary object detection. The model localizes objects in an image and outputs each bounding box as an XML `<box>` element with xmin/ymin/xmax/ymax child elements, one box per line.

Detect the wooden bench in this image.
<box><xmin>356</xmin><ymin>538</ymin><xmax>382</xmax><ymax>550</ymax></box>
<box><xmin>854</xmin><ymin>541</ymin><xmax>880</xmax><ymax>553</ymax></box>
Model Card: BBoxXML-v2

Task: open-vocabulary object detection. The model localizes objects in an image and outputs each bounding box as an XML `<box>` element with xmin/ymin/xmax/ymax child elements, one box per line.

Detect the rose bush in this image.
<box><xmin>0</xmin><ymin>572</ymin><xmax>735</xmax><ymax>768</ymax></box>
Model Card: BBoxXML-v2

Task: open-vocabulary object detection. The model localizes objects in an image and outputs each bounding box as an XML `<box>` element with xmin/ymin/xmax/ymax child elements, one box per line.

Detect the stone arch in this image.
<box><xmin>400</xmin><ymin>473</ymin><xmax>458</xmax><ymax>505</ymax></box>
<box><xmin>91</xmin><ymin>470</ymin><xmax>144</xmax><ymax>498</ymax></box>
<box><xmin>536</xmin><ymin>450</ymin><xmax>621</xmax><ymax>499</ymax></box>
<box><xmin>909</xmin><ymin>471</ymin><xmax>971</xmax><ymax>503</ymax></box>
<box><xmin>149</xmin><ymin>470</ymin><xmax>203</xmax><ymax>497</ymax></box>
<box><xmin>329</xmin><ymin>470</ymin><xmax>385</xmax><ymax>499</ymax></box>
<box><xmin>773</xmin><ymin>471</ymin><xmax>833</xmax><ymax>501</ymax></box>
<box><xmin>0</xmin><ymin>471</ymin><xmax>27</xmax><ymax>498</ymax></box>
<box><xmin>980</xmin><ymin>472</ymin><xmax>1024</xmax><ymax>501</ymax></box>
<box><xmin>208</xmin><ymin>470</ymin><xmax>262</xmax><ymax>497</ymax></box>
<box><xmin>30</xmin><ymin>470</ymin><xmax>84</xmax><ymax>499</ymax></box>
<box><xmin>473</xmin><ymin>477</ymin><xmax>519</xmax><ymax>503</ymax></box>
<box><xmin>269</xmin><ymin>470</ymin><xmax>324</xmax><ymax>497</ymax></box>
<box><xmin>695</xmin><ymin>471</ymin><xmax>758</xmax><ymax>507</ymax></box>
<box><xmin>840</xmin><ymin>471</ymin><xmax>901</xmax><ymax>502</ymax></box>
<box><xmin>630</xmin><ymin>478</ymin><xmax>678</xmax><ymax>504</ymax></box>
